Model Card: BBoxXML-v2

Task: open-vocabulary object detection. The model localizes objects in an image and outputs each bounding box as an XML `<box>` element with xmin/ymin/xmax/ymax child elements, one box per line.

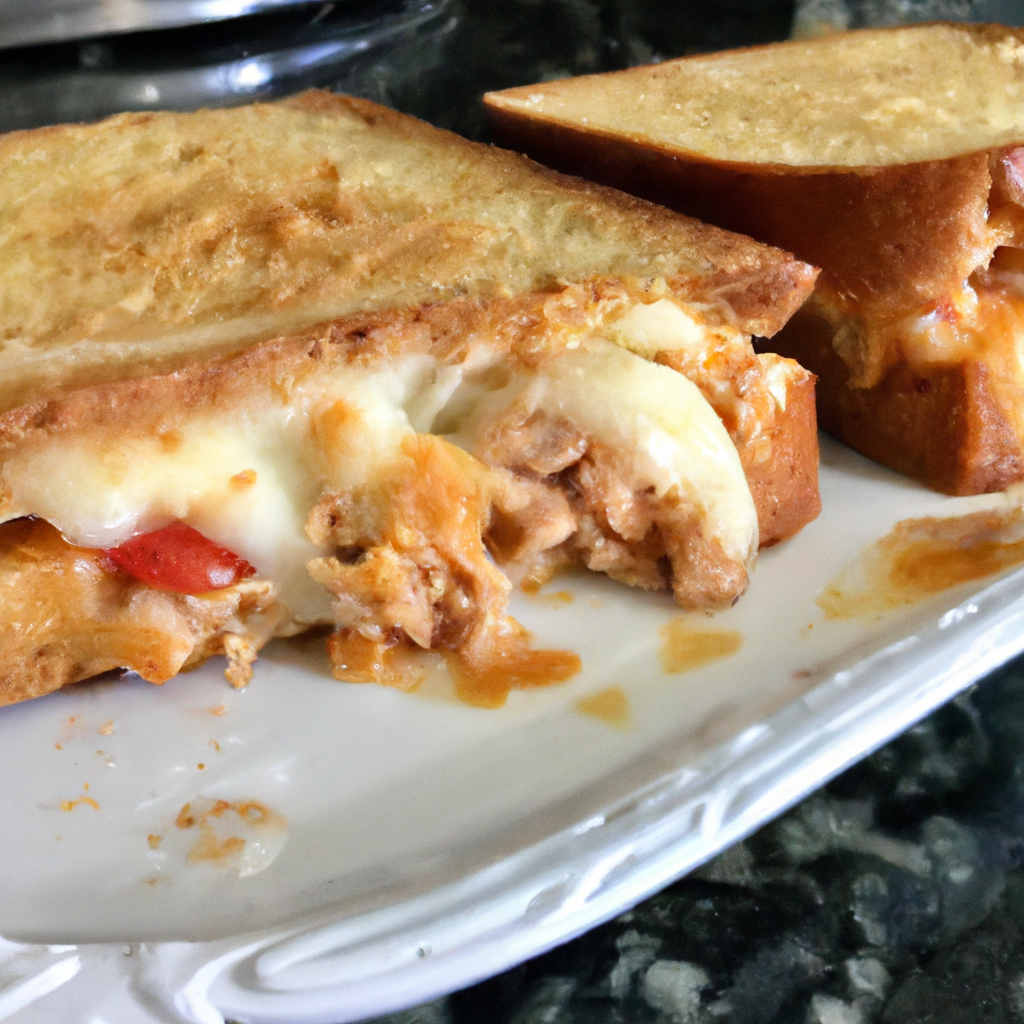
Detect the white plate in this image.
<box><xmin>3</xmin><ymin>436</ymin><xmax>1024</xmax><ymax>1024</ymax></box>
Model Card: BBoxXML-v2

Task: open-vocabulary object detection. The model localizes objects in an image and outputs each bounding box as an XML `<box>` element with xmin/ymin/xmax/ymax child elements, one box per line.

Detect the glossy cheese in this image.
<box><xmin>0</xmin><ymin>307</ymin><xmax>758</xmax><ymax>618</ymax></box>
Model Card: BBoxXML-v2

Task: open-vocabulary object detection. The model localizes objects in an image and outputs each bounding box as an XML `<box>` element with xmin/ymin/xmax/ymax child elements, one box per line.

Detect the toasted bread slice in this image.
<box><xmin>0</xmin><ymin>286</ymin><xmax>810</xmax><ymax>707</ymax></box>
<box><xmin>484</xmin><ymin>23</ymin><xmax>1024</xmax><ymax>494</ymax></box>
<box><xmin>0</xmin><ymin>90</ymin><xmax>814</xmax><ymax>412</ymax></box>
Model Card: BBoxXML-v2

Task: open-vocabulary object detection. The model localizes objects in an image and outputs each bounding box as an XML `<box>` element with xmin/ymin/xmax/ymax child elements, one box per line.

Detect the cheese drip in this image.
<box><xmin>0</xmin><ymin>320</ymin><xmax>757</xmax><ymax>619</ymax></box>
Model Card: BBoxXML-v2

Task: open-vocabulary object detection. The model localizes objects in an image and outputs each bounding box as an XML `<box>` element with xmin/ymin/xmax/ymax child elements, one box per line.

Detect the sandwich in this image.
<box><xmin>0</xmin><ymin>92</ymin><xmax>820</xmax><ymax>708</ymax></box>
<box><xmin>484</xmin><ymin>22</ymin><xmax>1024</xmax><ymax>496</ymax></box>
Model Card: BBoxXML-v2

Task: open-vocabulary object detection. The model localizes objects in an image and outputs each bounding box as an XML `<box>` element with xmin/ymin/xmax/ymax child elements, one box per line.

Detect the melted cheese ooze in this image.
<box><xmin>1</xmin><ymin>318</ymin><xmax>757</xmax><ymax>617</ymax></box>
<box><xmin>608</xmin><ymin>297</ymin><xmax>745</xmax><ymax>358</ymax></box>
<box><xmin>451</xmin><ymin>337</ymin><xmax>758</xmax><ymax>563</ymax></box>
<box><xmin>552</xmin><ymin>341</ymin><xmax>756</xmax><ymax>560</ymax></box>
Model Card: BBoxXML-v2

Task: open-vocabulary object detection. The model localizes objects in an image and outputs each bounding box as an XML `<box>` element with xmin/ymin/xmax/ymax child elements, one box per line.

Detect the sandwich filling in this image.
<box><xmin>0</xmin><ymin>286</ymin><xmax>801</xmax><ymax>707</ymax></box>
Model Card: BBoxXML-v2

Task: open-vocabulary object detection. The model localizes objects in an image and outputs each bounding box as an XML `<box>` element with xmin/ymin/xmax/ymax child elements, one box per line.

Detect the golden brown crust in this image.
<box><xmin>0</xmin><ymin>518</ymin><xmax>286</xmax><ymax>707</ymax></box>
<box><xmin>774</xmin><ymin>300</ymin><xmax>1024</xmax><ymax>495</ymax></box>
<box><xmin>485</xmin><ymin>23</ymin><xmax>1024</xmax><ymax>169</ymax></box>
<box><xmin>743</xmin><ymin>358</ymin><xmax>821</xmax><ymax>545</ymax></box>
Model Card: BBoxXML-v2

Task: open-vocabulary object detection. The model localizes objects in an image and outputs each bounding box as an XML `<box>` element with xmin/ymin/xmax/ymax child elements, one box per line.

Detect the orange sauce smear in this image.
<box><xmin>658</xmin><ymin>617</ymin><xmax>742</xmax><ymax>674</ymax></box>
<box><xmin>444</xmin><ymin>645</ymin><xmax>581</xmax><ymax>709</ymax></box>
<box><xmin>575</xmin><ymin>686</ymin><xmax>631</xmax><ymax>728</ymax></box>
<box><xmin>330</xmin><ymin>628</ymin><xmax>580</xmax><ymax>708</ymax></box>
<box><xmin>818</xmin><ymin>504</ymin><xmax>1024</xmax><ymax>619</ymax></box>
<box><xmin>324</xmin><ymin>434</ymin><xmax>582</xmax><ymax>708</ymax></box>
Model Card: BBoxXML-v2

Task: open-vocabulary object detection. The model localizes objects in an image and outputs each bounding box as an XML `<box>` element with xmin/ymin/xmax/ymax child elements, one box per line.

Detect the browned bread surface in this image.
<box><xmin>772</xmin><ymin>299</ymin><xmax>1024</xmax><ymax>495</ymax></box>
<box><xmin>0</xmin><ymin>90</ymin><xmax>815</xmax><ymax>413</ymax></box>
<box><xmin>744</xmin><ymin>356</ymin><xmax>821</xmax><ymax>544</ymax></box>
<box><xmin>485</xmin><ymin>23</ymin><xmax>1024</xmax><ymax>169</ymax></box>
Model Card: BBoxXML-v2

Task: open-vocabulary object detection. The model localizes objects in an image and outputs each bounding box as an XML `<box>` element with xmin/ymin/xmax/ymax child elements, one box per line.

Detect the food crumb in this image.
<box><xmin>209</xmin><ymin>740</ymin><xmax>221</xmax><ymax>752</ymax></box>
<box><xmin>54</xmin><ymin>743</ymin><xmax>62</xmax><ymax>750</ymax></box>
<box><xmin>209</xmin><ymin>704</ymin><xmax>227</xmax><ymax>717</ymax></box>
<box><xmin>148</xmin><ymin>834</ymin><xmax>162</xmax><ymax>850</ymax></box>
<box><xmin>197</xmin><ymin>763</ymin><xmax>205</xmax><ymax>770</ymax></box>
<box><xmin>98</xmin><ymin>720</ymin><xmax>114</xmax><ymax>735</ymax></box>
<box><xmin>61</xmin><ymin>794</ymin><xmax>100</xmax><ymax>812</ymax></box>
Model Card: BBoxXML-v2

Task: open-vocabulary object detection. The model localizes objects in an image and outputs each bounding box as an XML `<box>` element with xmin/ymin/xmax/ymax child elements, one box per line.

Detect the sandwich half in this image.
<box><xmin>484</xmin><ymin>23</ymin><xmax>1024</xmax><ymax>495</ymax></box>
<box><xmin>0</xmin><ymin>93</ymin><xmax>819</xmax><ymax>707</ymax></box>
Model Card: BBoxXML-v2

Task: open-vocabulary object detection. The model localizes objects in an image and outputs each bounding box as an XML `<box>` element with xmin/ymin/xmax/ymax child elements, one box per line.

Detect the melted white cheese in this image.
<box><xmin>1</xmin><ymin>318</ymin><xmax>758</xmax><ymax>617</ymax></box>
<box><xmin>451</xmin><ymin>337</ymin><xmax>758</xmax><ymax>563</ymax></box>
<box><xmin>3</xmin><ymin>359</ymin><xmax>448</xmax><ymax>622</ymax></box>
<box><xmin>608</xmin><ymin>297</ymin><xmax>745</xmax><ymax>358</ymax></box>
<box><xmin>549</xmin><ymin>340</ymin><xmax>757</xmax><ymax>562</ymax></box>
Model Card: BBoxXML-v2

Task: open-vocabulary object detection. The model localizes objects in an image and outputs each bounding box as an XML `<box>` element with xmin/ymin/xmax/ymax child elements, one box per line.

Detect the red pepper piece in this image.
<box><xmin>106</xmin><ymin>522</ymin><xmax>256</xmax><ymax>595</ymax></box>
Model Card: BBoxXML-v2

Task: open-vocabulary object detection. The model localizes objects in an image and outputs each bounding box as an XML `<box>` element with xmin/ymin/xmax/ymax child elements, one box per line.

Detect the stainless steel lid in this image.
<box><xmin>0</xmin><ymin>0</ymin><xmax>320</xmax><ymax>49</ymax></box>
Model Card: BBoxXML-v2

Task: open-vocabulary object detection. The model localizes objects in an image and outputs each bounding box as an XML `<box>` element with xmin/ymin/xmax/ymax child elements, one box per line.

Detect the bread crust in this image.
<box><xmin>775</xmin><ymin>299</ymin><xmax>1024</xmax><ymax>494</ymax></box>
<box><xmin>744</xmin><ymin>358</ymin><xmax>821</xmax><ymax>544</ymax></box>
